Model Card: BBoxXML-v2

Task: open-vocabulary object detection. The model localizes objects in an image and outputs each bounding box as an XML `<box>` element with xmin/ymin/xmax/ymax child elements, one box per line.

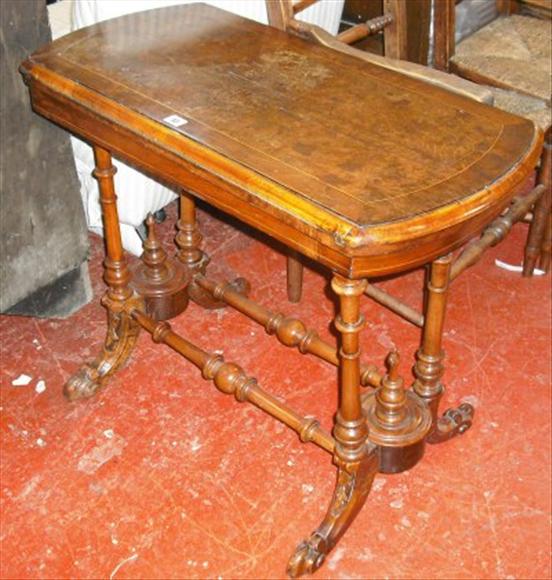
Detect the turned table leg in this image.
<box><xmin>524</xmin><ymin>141</ymin><xmax>551</xmax><ymax>277</ymax></box>
<box><xmin>413</xmin><ymin>254</ymin><xmax>474</xmax><ymax>443</ymax></box>
<box><xmin>175</xmin><ymin>190</ymin><xmax>249</xmax><ymax>308</ymax></box>
<box><xmin>64</xmin><ymin>146</ymin><xmax>141</xmax><ymax>400</ymax></box>
<box><xmin>287</xmin><ymin>276</ymin><xmax>378</xmax><ymax>578</ymax></box>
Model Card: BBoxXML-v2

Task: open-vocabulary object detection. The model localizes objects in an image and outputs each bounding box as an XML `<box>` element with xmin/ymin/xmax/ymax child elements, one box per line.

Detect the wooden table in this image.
<box><xmin>21</xmin><ymin>4</ymin><xmax>542</xmax><ymax>577</ymax></box>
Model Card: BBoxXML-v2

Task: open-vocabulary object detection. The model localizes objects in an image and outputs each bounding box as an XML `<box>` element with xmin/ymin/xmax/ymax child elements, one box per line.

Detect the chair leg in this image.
<box><xmin>523</xmin><ymin>142</ymin><xmax>551</xmax><ymax>277</ymax></box>
<box><xmin>287</xmin><ymin>250</ymin><xmax>304</xmax><ymax>303</ymax></box>
<box><xmin>539</xmin><ymin>211</ymin><xmax>551</xmax><ymax>273</ymax></box>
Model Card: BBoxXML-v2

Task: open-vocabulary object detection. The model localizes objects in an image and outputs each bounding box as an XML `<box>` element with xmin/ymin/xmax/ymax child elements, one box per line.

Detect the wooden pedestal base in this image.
<box><xmin>130</xmin><ymin>215</ymin><xmax>189</xmax><ymax>321</ymax></box>
<box><xmin>362</xmin><ymin>352</ymin><xmax>432</xmax><ymax>474</ymax></box>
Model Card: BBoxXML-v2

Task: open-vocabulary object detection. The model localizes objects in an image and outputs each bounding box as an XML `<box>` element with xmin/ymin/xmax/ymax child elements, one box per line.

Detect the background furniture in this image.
<box><xmin>340</xmin><ymin>0</ymin><xmax>432</xmax><ymax>64</ymax></box>
<box><xmin>434</xmin><ymin>0</ymin><xmax>551</xmax><ymax>275</ymax></box>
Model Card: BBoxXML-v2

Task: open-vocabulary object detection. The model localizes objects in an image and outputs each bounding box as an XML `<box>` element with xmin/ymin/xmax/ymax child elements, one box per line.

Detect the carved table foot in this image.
<box><xmin>188</xmin><ymin>276</ymin><xmax>250</xmax><ymax>309</ymax></box>
<box><xmin>64</xmin><ymin>302</ymin><xmax>140</xmax><ymax>401</ymax></box>
<box><xmin>287</xmin><ymin>450</ymin><xmax>379</xmax><ymax>578</ymax></box>
<box><xmin>426</xmin><ymin>402</ymin><xmax>474</xmax><ymax>444</ymax></box>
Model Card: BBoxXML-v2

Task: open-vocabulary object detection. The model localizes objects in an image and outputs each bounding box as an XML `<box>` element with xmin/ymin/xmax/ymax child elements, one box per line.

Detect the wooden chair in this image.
<box><xmin>268</xmin><ymin>0</ymin><xmax>408</xmax><ymax>59</ymax></box>
<box><xmin>434</xmin><ymin>0</ymin><xmax>552</xmax><ymax>276</ymax></box>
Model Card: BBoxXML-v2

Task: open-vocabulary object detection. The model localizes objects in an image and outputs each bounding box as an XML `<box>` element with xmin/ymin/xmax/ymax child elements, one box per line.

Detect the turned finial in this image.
<box><xmin>129</xmin><ymin>213</ymin><xmax>190</xmax><ymax>321</ymax></box>
<box><xmin>386</xmin><ymin>350</ymin><xmax>400</xmax><ymax>380</ymax></box>
<box><xmin>142</xmin><ymin>214</ymin><xmax>169</xmax><ymax>281</ymax></box>
<box><xmin>375</xmin><ymin>350</ymin><xmax>407</xmax><ymax>427</ymax></box>
<box><xmin>362</xmin><ymin>349</ymin><xmax>432</xmax><ymax>473</ymax></box>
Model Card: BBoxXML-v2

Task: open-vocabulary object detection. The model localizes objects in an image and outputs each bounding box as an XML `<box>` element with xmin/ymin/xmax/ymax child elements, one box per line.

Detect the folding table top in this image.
<box><xmin>21</xmin><ymin>3</ymin><xmax>542</xmax><ymax>274</ymax></box>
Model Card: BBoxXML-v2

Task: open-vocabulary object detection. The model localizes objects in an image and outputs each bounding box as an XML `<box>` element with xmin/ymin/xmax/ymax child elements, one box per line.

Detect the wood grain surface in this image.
<box><xmin>21</xmin><ymin>3</ymin><xmax>542</xmax><ymax>276</ymax></box>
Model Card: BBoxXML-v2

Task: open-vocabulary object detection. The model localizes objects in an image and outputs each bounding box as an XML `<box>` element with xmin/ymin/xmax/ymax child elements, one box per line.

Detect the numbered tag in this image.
<box><xmin>163</xmin><ymin>114</ymin><xmax>188</xmax><ymax>128</ymax></box>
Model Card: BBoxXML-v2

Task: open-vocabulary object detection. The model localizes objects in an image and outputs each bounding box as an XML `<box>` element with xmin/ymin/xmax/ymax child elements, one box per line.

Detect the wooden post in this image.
<box><xmin>287</xmin><ymin>275</ymin><xmax>378</xmax><ymax>577</ymax></box>
<box><xmin>413</xmin><ymin>254</ymin><xmax>451</xmax><ymax>418</ymax></box>
<box><xmin>93</xmin><ymin>146</ymin><xmax>131</xmax><ymax>302</ymax></box>
<box><xmin>524</xmin><ymin>142</ymin><xmax>551</xmax><ymax>276</ymax></box>
<box><xmin>175</xmin><ymin>190</ymin><xmax>205</xmax><ymax>272</ymax></box>
<box><xmin>414</xmin><ymin>254</ymin><xmax>474</xmax><ymax>443</ymax></box>
<box><xmin>433</xmin><ymin>0</ymin><xmax>455</xmax><ymax>71</ymax></box>
<box><xmin>64</xmin><ymin>146</ymin><xmax>140</xmax><ymax>400</ymax></box>
<box><xmin>383</xmin><ymin>0</ymin><xmax>408</xmax><ymax>59</ymax></box>
<box><xmin>331</xmin><ymin>276</ymin><xmax>369</xmax><ymax>461</ymax></box>
<box><xmin>286</xmin><ymin>250</ymin><xmax>304</xmax><ymax>303</ymax></box>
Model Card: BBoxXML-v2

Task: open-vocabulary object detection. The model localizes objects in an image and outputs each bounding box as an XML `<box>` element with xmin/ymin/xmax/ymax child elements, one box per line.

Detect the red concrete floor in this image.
<box><xmin>1</xmin><ymin>201</ymin><xmax>551</xmax><ymax>580</ymax></box>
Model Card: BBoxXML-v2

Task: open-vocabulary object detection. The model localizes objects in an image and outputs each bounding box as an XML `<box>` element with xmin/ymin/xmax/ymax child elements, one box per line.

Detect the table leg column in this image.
<box><xmin>413</xmin><ymin>254</ymin><xmax>473</xmax><ymax>443</ymax></box>
<box><xmin>175</xmin><ymin>190</ymin><xmax>249</xmax><ymax>308</ymax></box>
<box><xmin>175</xmin><ymin>190</ymin><xmax>207</xmax><ymax>273</ymax></box>
<box><xmin>287</xmin><ymin>276</ymin><xmax>378</xmax><ymax>578</ymax></box>
<box><xmin>64</xmin><ymin>146</ymin><xmax>140</xmax><ymax>400</ymax></box>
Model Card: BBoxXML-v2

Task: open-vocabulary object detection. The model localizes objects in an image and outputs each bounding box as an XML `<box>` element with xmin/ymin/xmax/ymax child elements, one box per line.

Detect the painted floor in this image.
<box><xmin>1</xmin><ymin>200</ymin><xmax>551</xmax><ymax>580</ymax></box>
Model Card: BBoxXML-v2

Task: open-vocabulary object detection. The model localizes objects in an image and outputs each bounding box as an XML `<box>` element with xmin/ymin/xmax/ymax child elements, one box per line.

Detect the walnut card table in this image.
<box><xmin>20</xmin><ymin>4</ymin><xmax>543</xmax><ymax>577</ymax></box>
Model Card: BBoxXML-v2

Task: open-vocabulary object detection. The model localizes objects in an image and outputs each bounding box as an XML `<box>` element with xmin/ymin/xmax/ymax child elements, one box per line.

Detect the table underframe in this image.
<box><xmin>63</xmin><ymin>145</ymin><xmax>490</xmax><ymax>577</ymax></box>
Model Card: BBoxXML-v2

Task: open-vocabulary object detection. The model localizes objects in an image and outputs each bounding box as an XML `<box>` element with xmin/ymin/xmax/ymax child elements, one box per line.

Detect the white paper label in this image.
<box><xmin>163</xmin><ymin>114</ymin><xmax>188</xmax><ymax>128</ymax></box>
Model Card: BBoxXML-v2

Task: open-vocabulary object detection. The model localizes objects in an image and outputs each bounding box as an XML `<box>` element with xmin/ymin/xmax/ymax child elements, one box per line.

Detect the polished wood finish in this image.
<box><xmin>131</xmin><ymin>309</ymin><xmax>335</xmax><ymax>454</ymax></box>
<box><xmin>524</xmin><ymin>143</ymin><xmax>552</xmax><ymax>275</ymax></box>
<box><xmin>64</xmin><ymin>147</ymin><xmax>141</xmax><ymax>401</ymax></box>
<box><xmin>130</xmin><ymin>215</ymin><xmax>189</xmax><ymax>320</ymax></box>
<box><xmin>270</xmin><ymin>0</ymin><xmax>535</xmax><ymax>302</ymax></box>
<box><xmin>287</xmin><ymin>276</ymin><xmax>378</xmax><ymax>577</ymax></box>
<box><xmin>194</xmin><ymin>274</ymin><xmax>383</xmax><ymax>388</ymax></box>
<box><xmin>413</xmin><ymin>254</ymin><xmax>474</xmax><ymax>443</ymax></box>
<box><xmin>21</xmin><ymin>5</ymin><xmax>540</xmax><ymax>279</ymax></box>
<box><xmin>362</xmin><ymin>351</ymin><xmax>431</xmax><ymax>473</ymax></box>
<box><xmin>19</xmin><ymin>4</ymin><xmax>543</xmax><ymax>576</ymax></box>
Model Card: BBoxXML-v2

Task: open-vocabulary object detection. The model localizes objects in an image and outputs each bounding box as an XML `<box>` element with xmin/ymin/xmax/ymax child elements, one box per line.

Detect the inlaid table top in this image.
<box><xmin>21</xmin><ymin>3</ymin><xmax>542</xmax><ymax>276</ymax></box>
